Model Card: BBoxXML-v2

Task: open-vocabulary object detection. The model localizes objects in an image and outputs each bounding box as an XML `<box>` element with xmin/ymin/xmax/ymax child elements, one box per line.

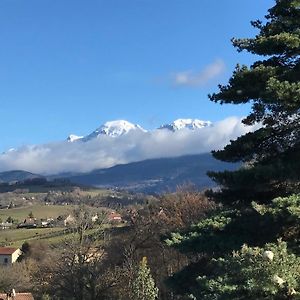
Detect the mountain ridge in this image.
<box><xmin>67</xmin><ymin>118</ymin><xmax>212</xmax><ymax>141</ymax></box>
<box><xmin>61</xmin><ymin>153</ymin><xmax>238</xmax><ymax>193</ymax></box>
<box><xmin>0</xmin><ymin>170</ymin><xmax>44</xmax><ymax>183</ymax></box>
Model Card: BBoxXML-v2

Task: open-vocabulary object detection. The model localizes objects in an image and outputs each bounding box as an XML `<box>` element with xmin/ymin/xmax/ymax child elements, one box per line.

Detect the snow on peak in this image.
<box><xmin>83</xmin><ymin>120</ymin><xmax>146</xmax><ymax>140</ymax></box>
<box><xmin>67</xmin><ymin>134</ymin><xmax>83</xmax><ymax>142</ymax></box>
<box><xmin>67</xmin><ymin>118</ymin><xmax>212</xmax><ymax>143</ymax></box>
<box><xmin>159</xmin><ymin>119</ymin><xmax>212</xmax><ymax>132</ymax></box>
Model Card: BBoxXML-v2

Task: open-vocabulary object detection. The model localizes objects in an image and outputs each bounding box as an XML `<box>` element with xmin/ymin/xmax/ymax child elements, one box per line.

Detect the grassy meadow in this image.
<box><xmin>0</xmin><ymin>205</ymin><xmax>75</xmax><ymax>222</ymax></box>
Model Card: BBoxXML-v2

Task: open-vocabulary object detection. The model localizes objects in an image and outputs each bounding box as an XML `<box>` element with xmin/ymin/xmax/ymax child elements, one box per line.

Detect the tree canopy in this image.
<box><xmin>166</xmin><ymin>2</ymin><xmax>300</xmax><ymax>299</ymax></box>
<box><xmin>208</xmin><ymin>0</ymin><xmax>300</xmax><ymax>203</ymax></box>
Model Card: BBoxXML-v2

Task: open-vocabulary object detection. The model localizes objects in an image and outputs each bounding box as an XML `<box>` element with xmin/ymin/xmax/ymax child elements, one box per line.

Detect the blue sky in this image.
<box><xmin>0</xmin><ymin>0</ymin><xmax>274</xmax><ymax>152</ymax></box>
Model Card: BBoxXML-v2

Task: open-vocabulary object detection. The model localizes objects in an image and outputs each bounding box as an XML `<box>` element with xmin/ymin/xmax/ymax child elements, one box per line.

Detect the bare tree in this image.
<box><xmin>0</xmin><ymin>261</ymin><xmax>33</xmax><ymax>292</ymax></box>
<box><xmin>39</xmin><ymin>205</ymin><xmax>121</xmax><ymax>300</ymax></box>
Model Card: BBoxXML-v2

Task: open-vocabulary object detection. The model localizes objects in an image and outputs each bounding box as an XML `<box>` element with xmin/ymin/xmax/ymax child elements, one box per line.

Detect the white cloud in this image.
<box><xmin>171</xmin><ymin>59</ymin><xmax>225</xmax><ymax>87</ymax></box>
<box><xmin>0</xmin><ymin>117</ymin><xmax>258</xmax><ymax>175</ymax></box>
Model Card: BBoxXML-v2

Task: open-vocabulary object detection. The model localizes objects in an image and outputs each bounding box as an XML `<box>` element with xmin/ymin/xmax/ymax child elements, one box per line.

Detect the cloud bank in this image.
<box><xmin>171</xmin><ymin>59</ymin><xmax>225</xmax><ymax>87</ymax></box>
<box><xmin>0</xmin><ymin>117</ymin><xmax>258</xmax><ymax>175</ymax></box>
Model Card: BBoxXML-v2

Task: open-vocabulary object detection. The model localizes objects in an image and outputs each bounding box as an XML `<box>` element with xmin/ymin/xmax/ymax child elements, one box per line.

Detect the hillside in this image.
<box><xmin>64</xmin><ymin>153</ymin><xmax>239</xmax><ymax>193</ymax></box>
<box><xmin>0</xmin><ymin>170</ymin><xmax>44</xmax><ymax>183</ymax></box>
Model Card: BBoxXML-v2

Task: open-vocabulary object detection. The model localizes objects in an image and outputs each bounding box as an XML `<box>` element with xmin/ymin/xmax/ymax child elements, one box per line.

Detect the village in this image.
<box><xmin>0</xmin><ymin>203</ymin><xmax>124</xmax><ymax>300</ymax></box>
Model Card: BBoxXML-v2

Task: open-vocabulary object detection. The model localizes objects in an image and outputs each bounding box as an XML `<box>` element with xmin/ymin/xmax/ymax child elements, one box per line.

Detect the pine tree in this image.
<box><xmin>194</xmin><ymin>240</ymin><xmax>300</xmax><ymax>300</ymax></box>
<box><xmin>132</xmin><ymin>257</ymin><xmax>159</xmax><ymax>300</ymax></box>
<box><xmin>208</xmin><ymin>0</ymin><xmax>300</xmax><ymax>204</ymax></box>
<box><xmin>166</xmin><ymin>2</ymin><xmax>300</xmax><ymax>298</ymax></box>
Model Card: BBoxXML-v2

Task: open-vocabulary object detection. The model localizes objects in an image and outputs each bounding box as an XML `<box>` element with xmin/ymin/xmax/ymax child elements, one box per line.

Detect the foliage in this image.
<box><xmin>253</xmin><ymin>194</ymin><xmax>300</xmax><ymax>219</ymax></box>
<box><xmin>119</xmin><ymin>189</ymin><xmax>215</xmax><ymax>298</ymax></box>
<box><xmin>0</xmin><ymin>261</ymin><xmax>34</xmax><ymax>292</ymax></box>
<box><xmin>166</xmin><ymin>206</ymin><xmax>278</xmax><ymax>257</ymax></box>
<box><xmin>207</xmin><ymin>0</ymin><xmax>300</xmax><ymax>203</ymax></box>
<box><xmin>31</xmin><ymin>205</ymin><xmax>120</xmax><ymax>300</ymax></box>
<box><xmin>159</xmin><ymin>187</ymin><xmax>216</xmax><ymax>229</ymax></box>
<box><xmin>191</xmin><ymin>240</ymin><xmax>300</xmax><ymax>300</ymax></box>
<box><xmin>166</xmin><ymin>195</ymin><xmax>300</xmax><ymax>299</ymax></box>
<box><xmin>132</xmin><ymin>257</ymin><xmax>159</xmax><ymax>300</ymax></box>
<box><xmin>253</xmin><ymin>194</ymin><xmax>300</xmax><ymax>252</ymax></box>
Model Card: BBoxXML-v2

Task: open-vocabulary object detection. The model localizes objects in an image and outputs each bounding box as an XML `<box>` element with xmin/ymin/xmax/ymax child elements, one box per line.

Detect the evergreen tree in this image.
<box><xmin>166</xmin><ymin>194</ymin><xmax>300</xmax><ymax>299</ymax></box>
<box><xmin>193</xmin><ymin>240</ymin><xmax>300</xmax><ymax>300</ymax></box>
<box><xmin>132</xmin><ymin>257</ymin><xmax>159</xmax><ymax>300</ymax></box>
<box><xmin>208</xmin><ymin>0</ymin><xmax>300</xmax><ymax>203</ymax></box>
<box><xmin>166</xmin><ymin>2</ymin><xmax>300</xmax><ymax>298</ymax></box>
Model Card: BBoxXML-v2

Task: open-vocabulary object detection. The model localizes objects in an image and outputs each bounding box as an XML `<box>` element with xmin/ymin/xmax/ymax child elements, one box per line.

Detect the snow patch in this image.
<box><xmin>159</xmin><ymin>119</ymin><xmax>212</xmax><ymax>132</ymax></box>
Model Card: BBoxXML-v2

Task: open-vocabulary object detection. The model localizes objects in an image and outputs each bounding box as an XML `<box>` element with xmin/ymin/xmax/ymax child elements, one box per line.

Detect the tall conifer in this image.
<box><xmin>208</xmin><ymin>0</ymin><xmax>300</xmax><ymax>203</ymax></box>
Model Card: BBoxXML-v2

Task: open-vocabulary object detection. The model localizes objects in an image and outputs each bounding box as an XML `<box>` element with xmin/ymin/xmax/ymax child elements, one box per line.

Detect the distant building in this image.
<box><xmin>17</xmin><ymin>218</ymin><xmax>37</xmax><ymax>229</ymax></box>
<box><xmin>91</xmin><ymin>214</ymin><xmax>99</xmax><ymax>222</ymax></box>
<box><xmin>64</xmin><ymin>215</ymin><xmax>76</xmax><ymax>227</ymax></box>
<box><xmin>0</xmin><ymin>222</ymin><xmax>13</xmax><ymax>230</ymax></box>
<box><xmin>108</xmin><ymin>211</ymin><xmax>122</xmax><ymax>223</ymax></box>
<box><xmin>0</xmin><ymin>247</ymin><xmax>21</xmax><ymax>265</ymax></box>
<box><xmin>0</xmin><ymin>292</ymin><xmax>34</xmax><ymax>300</ymax></box>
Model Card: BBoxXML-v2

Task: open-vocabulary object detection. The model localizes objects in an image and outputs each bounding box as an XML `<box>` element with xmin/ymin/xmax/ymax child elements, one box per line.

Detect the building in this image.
<box><xmin>64</xmin><ymin>214</ymin><xmax>76</xmax><ymax>227</ymax></box>
<box><xmin>0</xmin><ymin>222</ymin><xmax>13</xmax><ymax>230</ymax></box>
<box><xmin>108</xmin><ymin>211</ymin><xmax>122</xmax><ymax>223</ymax></box>
<box><xmin>0</xmin><ymin>247</ymin><xmax>21</xmax><ymax>265</ymax></box>
<box><xmin>17</xmin><ymin>218</ymin><xmax>37</xmax><ymax>229</ymax></box>
<box><xmin>0</xmin><ymin>292</ymin><xmax>34</xmax><ymax>300</ymax></box>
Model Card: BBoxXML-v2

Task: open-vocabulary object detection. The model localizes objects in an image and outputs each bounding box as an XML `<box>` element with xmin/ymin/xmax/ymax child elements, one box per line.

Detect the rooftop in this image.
<box><xmin>0</xmin><ymin>293</ymin><xmax>34</xmax><ymax>300</ymax></box>
<box><xmin>0</xmin><ymin>247</ymin><xmax>18</xmax><ymax>255</ymax></box>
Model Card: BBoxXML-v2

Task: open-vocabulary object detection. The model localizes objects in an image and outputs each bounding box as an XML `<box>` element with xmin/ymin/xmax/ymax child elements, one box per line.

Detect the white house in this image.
<box><xmin>64</xmin><ymin>214</ymin><xmax>76</xmax><ymax>227</ymax></box>
<box><xmin>0</xmin><ymin>222</ymin><xmax>13</xmax><ymax>230</ymax></box>
<box><xmin>0</xmin><ymin>247</ymin><xmax>21</xmax><ymax>265</ymax></box>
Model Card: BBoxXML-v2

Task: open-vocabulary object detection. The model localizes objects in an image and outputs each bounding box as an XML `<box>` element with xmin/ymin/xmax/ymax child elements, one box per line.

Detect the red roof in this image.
<box><xmin>0</xmin><ymin>247</ymin><xmax>18</xmax><ymax>255</ymax></box>
<box><xmin>108</xmin><ymin>212</ymin><xmax>122</xmax><ymax>220</ymax></box>
<box><xmin>0</xmin><ymin>293</ymin><xmax>34</xmax><ymax>300</ymax></box>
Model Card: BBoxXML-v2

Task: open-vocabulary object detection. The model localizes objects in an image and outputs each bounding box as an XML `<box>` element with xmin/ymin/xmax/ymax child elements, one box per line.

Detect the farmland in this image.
<box><xmin>0</xmin><ymin>204</ymin><xmax>74</xmax><ymax>222</ymax></box>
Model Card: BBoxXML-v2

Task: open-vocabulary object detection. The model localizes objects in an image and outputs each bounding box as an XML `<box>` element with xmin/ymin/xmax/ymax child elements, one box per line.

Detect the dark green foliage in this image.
<box><xmin>167</xmin><ymin>2</ymin><xmax>300</xmax><ymax>298</ymax></box>
<box><xmin>167</xmin><ymin>194</ymin><xmax>300</xmax><ymax>299</ymax></box>
<box><xmin>193</xmin><ymin>240</ymin><xmax>300</xmax><ymax>300</ymax></box>
<box><xmin>18</xmin><ymin>242</ymin><xmax>31</xmax><ymax>262</ymax></box>
<box><xmin>253</xmin><ymin>194</ymin><xmax>300</xmax><ymax>253</ymax></box>
<box><xmin>167</xmin><ymin>194</ymin><xmax>300</xmax><ymax>254</ymax></box>
<box><xmin>208</xmin><ymin>0</ymin><xmax>300</xmax><ymax>203</ymax></box>
<box><xmin>132</xmin><ymin>257</ymin><xmax>159</xmax><ymax>300</ymax></box>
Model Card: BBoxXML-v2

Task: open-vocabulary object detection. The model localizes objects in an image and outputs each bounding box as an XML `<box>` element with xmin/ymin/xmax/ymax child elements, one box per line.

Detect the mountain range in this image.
<box><xmin>0</xmin><ymin>118</ymin><xmax>243</xmax><ymax>193</ymax></box>
<box><xmin>61</xmin><ymin>153</ymin><xmax>237</xmax><ymax>193</ymax></box>
<box><xmin>0</xmin><ymin>170</ymin><xmax>44</xmax><ymax>183</ymax></box>
<box><xmin>0</xmin><ymin>153</ymin><xmax>238</xmax><ymax>194</ymax></box>
<box><xmin>67</xmin><ymin>118</ymin><xmax>212</xmax><ymax>142</ymax></box>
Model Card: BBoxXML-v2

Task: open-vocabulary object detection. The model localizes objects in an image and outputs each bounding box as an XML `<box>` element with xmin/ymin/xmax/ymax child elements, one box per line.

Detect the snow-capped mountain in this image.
<box><xmin>67</xmin><ymin>118</ymin><xmax>212</xmax><ymax>142</ymax></box>
<box><xmin>159</xmin><ymin>118</ymin><xmax>212</xmax><ymax>131</ymax></box>
<box><xmin>67</xmin><ymin>134</ymin><xmax>84</xmax><ymax>142</ymax></box>
<box><xmin>82</xmin><ymin>120</ymin><xmax>146</xmax><ymax>141</ymax></box>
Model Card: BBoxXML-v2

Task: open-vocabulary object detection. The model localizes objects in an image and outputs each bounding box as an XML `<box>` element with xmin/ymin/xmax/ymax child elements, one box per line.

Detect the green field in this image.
<box><xmin>0</xmin><ymin>205</ymin><xmax>75</xmax><ymax>221</ymax></box>
<box><xmin>0</xmin><ymin>199</ymin><xmax>119</xmax><ymax>248</ymax></box>
<box><xmin>0</xmin><ymin>227</ymin><xmax>67</xmax><ymax>247</ymax></box>
<box><xmin>0</xmin><ymin>225</ymin><xmax>112</xmax><ymax>248</ymax></box>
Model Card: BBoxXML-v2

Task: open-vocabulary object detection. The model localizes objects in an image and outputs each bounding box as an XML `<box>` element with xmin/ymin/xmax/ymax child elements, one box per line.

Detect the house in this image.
<box><xmin>64</xmin><ymin>214</ymin><xmax>76</xmax><ymax>227</ymax></box>
<box><xmin>108</xmin><ymin>211</ymin><xmax>122</xmax><ymax>223</ymax></box>
<box><xmin>0</xmin><ymin>222</ymin><xmax>13</xmax><ymax>230</ymax></box>
<box><xmin>40</xmin><ymin>218</ymin><xmax>54</xmax><ymax>227</ymax></box>
<box><xmin>41</xmin><ymin>221</ymin><xmax>49</xmax><ymax>227</ymax></box>
<box><xmin>0</xmin><ymin>292</ymin><xmax>34</xmax><ymax>300</ymax></box>
<box><xmin>0</xmin><ymin>247</ymin><xmax>21</xmax><ymax>265</ymax></box>
<box><xmin>17</xmin><ymin>218</ymin><xmax>37</xmax><ymax>229</ymax></box>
